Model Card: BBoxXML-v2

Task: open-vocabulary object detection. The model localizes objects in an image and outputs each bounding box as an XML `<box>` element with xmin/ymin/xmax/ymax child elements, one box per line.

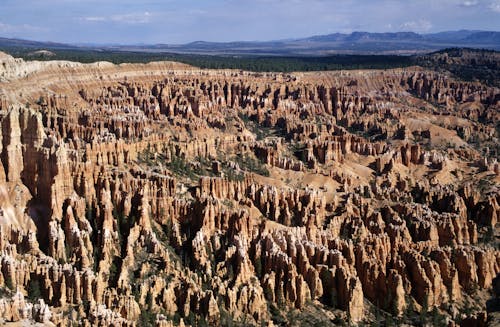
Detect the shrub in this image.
<box><xmin>27</xmin><ymin>279</ymin><xmax>42</xmax><ymax>302</ymax></box>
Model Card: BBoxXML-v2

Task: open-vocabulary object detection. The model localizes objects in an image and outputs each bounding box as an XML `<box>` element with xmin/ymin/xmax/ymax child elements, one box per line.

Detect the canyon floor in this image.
<box><xmin>0</xmin><ymin>51</ymin><xmax>498</xmax><ymax>326</ymax></box>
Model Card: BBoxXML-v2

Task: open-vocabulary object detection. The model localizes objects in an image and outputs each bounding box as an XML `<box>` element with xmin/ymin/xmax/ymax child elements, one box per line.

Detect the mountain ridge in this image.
<box><xmin>1</xmin><ymin>30</ymin><xmax>499</xmax><ymax>55</ymax></box>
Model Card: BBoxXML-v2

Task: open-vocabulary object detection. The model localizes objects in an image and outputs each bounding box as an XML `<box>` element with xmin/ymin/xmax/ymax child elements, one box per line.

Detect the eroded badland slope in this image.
<box><xmin>0</xmin><ymin>52</ymin><xmax>499</xmax><ymax>326</ymax></box>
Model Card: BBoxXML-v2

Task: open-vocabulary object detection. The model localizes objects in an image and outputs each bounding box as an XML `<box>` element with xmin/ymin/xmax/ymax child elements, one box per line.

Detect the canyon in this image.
<box><xmin>0</xmin><ymin>50</ymin><xmax>498</xmax><ymax>326</ymax></box>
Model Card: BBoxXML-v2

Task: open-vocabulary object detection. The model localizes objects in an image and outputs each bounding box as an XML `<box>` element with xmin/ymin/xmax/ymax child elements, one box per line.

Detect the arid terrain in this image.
<box><xmin>0</xmin><ymin>50</ymin><xmax>499</xmax><ymax>326</ymax></box>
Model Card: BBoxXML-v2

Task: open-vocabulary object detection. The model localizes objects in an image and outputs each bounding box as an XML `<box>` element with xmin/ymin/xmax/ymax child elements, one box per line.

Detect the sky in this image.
<box><xmin>0</xmin><ymin>0</ymin><xmax>499</xmax><ymax>44</ymax></box>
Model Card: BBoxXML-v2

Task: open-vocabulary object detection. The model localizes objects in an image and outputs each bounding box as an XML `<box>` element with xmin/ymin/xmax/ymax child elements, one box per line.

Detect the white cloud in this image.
<box><xmin>0</xmin><ymin>22</ymin><xmax>47</xmax><ymax>33</ymax></box>
<box><xmin>461</xmin><ymin>0</ymin><xmax>479</xmax><ymax>6</ymax></box>
<box><xmin>82</xmin><ymin>12</ymin><xmax>153</xmax><ymax>24</ymax></box>
<box><xmin>83</xmin><ymin>16</ymin><xmax>106</xmax><ymax>22</ymax></box>
<box><xmin>489</xmin><ymin>0</ymin><xmax>500</xmax><ymax>12</ymax></box>
<box><xmin>400</xmin><ymin>19</ymin><xmax>433</xmax><ymax>32</ymax></box>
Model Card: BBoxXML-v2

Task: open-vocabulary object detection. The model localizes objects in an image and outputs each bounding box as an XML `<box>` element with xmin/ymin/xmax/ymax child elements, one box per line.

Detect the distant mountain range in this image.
<box><xmin>1</xmin><ymin>30</ymin><xmax>499</xmax><ymax>56</ymax></box>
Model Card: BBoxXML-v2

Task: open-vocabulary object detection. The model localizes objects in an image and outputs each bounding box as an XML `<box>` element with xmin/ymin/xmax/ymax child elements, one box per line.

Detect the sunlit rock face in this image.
<box><xmin>0</xmin><ymin>51</ymin><xmax>498</xmax><ymax>326</ymax></box>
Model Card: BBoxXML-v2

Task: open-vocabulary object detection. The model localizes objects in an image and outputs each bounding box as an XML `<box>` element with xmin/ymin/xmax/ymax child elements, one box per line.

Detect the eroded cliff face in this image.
<box><xmin>0</xmin><ymin>52</ymin><xmax>498</xmax><ymax>326</ymax></box>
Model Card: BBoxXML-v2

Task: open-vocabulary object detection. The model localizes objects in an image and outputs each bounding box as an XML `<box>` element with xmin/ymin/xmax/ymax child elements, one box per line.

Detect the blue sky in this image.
<box><xmin>0</xmin><ymin>0</ymin><xmax>499</xmax><ymax>44</ymax></box>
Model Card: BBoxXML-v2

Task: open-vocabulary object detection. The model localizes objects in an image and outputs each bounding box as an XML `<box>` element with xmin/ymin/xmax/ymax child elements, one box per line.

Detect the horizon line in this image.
<box><xmin>1</xmin><ymin>29</ymin><xmax>499</xmax><ymax>48</ymax></box>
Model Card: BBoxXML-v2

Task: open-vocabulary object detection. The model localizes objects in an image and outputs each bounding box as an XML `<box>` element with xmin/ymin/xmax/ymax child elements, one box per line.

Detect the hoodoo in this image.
<box><xmin>0</xmin><ymin>51</ymin><xmax>498</xmax><ymax>326</ymax></box>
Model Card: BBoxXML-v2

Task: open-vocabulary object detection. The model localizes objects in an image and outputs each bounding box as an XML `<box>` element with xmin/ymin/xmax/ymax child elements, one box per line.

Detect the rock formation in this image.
<box><xmin>0</xmin><ymin>51</ymin><xmax>498</xmax><ymax>325</ymax></box>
